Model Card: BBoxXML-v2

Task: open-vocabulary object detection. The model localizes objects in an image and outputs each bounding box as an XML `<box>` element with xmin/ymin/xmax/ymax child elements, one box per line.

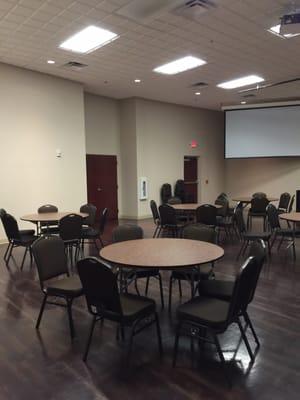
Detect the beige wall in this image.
<box><xmin>225</xmin><ymin>157</ymin><xmax>299</xmax><ymax>201</ymax></box>
<box><xmin>135</xmin><ymin>98</ymin><xmax>225</xmax><ymax>218</ymax></box>
<box><xmin>0</xmin><ymin>63</ymin><xmax>87</xmax><ymax>241</ymax></box>
<box><xmin>84</xmin><ymin>93</ymin><xmax>123</xmax><ymax>215</ymax></box>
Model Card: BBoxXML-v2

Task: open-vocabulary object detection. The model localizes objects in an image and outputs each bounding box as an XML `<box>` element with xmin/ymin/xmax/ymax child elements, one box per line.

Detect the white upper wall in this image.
<box><xmin>0</xmin><ymin>63</ymin><xmax>87</xmax><ymax>241</ymax></box>
<box><xmin>135</xmin><ymin>98</ymin><xmax>225</xmax><ymax>218</ymax></box>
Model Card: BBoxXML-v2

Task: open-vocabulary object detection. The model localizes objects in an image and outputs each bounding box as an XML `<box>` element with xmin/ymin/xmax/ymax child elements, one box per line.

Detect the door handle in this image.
<box><xmin>97</xmin><ymin>187</ymin><xmax>102</xmax><ymax>192</ymax></box>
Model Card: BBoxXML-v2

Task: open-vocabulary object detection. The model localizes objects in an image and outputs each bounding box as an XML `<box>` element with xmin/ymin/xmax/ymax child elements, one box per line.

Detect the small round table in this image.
<box><xmin>21</xmin><ymin>211</ymin><xmax>88</xmax><ymax>223</ymax></box>
<box><xmin>170</xmin><ymin>203</ymin><xmax>222</xmax><ymax>211</ymax></box>
<box><xmin>100</xmin><ymin>238</ymin><xmax>224</xmax><ymax>269</ymax></box>
<box><xmin>232</xmin><ymin>196</ymin><xmax>278</xmax><ymax>204</ymax></box>
<box><xmin>279</xmin><ymin>212</ymin><xmax>299</xmax><ymax>259</ymax></box>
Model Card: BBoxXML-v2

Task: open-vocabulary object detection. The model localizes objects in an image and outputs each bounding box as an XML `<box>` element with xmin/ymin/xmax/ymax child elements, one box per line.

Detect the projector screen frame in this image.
<box><xmin>224</xmin><ymin>103</ymin><xmax>300</xmax><ymax>160</ymax></box>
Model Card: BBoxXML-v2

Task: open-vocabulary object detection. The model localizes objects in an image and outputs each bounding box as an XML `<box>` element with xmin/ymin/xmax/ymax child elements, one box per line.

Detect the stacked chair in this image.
<box><xmin>81</xmin><ymin>206</ymin><xmax>108</xmax><ymax>251</ymax></box>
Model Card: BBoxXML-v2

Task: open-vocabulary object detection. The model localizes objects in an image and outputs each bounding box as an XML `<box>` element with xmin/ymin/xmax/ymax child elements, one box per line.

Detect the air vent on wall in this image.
<box><xmin>172</xmin><ymin>0</ymin><xmax>217</xmax><ymax>21</ymax></box>
<box><xmin>62</xmin><ymin>61</ymin><xmax>88</xmax><ymax>71</ymax></box>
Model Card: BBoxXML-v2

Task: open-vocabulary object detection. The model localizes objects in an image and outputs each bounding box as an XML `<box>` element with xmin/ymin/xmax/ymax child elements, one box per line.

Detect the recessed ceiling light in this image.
<box><xmin>241</xmin><ymin>101</ymin><xmax>247</xmax><ymax>104</ymax></box>
<box><xmin>217</xmin><ymin>75</ymin><xmax>265</xmax><ymax>89</ymax></box>
<box><xmin>154</xmin><ymin>56</ymin><xmax>206</xmax><ymax>75</ymax></box>
<box><xmin>59</xmin><ymin>25</ymin><xmax>119</xmax><ymax>54</ymax></box>
<box><xmin>134</xmin><ymin>79</ymin><xmax>141</xmax><ymax>83</ymax></box>
<box><xmin>47</xmin><ymin>60</ymin><xmax>55</xmax><ymax>64</ymax></box>
<box><xmin>268</xmin><ymin>24</ymin><xmax>300</xmax><ymax>38</ymax></box>
<box><xmin>195</xmin><ymin>92</ymin><xmax>201</xmax><ymax>95</ymax></box>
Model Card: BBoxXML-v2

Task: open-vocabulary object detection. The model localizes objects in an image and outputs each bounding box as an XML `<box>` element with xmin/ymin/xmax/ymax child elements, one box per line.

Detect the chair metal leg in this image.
<box><xmin>242</xmin><ymin>240</ymin><xmax>249</xmax><ymax>256</ymax></box>
<box><xmin>36</xmin><ymin>293</ymin><xmax>48</xmax><ymax>329</ymax></box>
<box><xmin>4</xmin><ymin>242</ymin><xmax>12</xmax><ymax>262</ymax></box>
<box><xmin>99</xmin><ymin>236</ymin><xmax>104</xmax><ymax>248</ymax></box>
<box><xmin>212</xmin><ymin>331</ymin><xmax>231</xmax><ymax>387</ymax></box>
<box><xmin>243</xmin><ymin>311</ymin><xmax>260</xmax><ymax>347</ymax></box>
<box><xmin>153</xmin><ymin>226</ymin><xmax>159</xmax><ymax>238</ymax></box>
<box><xmin>20</xmin><ymin>246</ymin><xmax>29</xmax><ymax>270</ymax></box>
<box><xmin>145</xmin><ymin>276</ymin><xmax>150</xmax><ymax>295</ymax></box>
<box><xmin>158</xmin><ymin>273</ymin><xmax>164</xmax><ymax>309</ymax></box>
<box><xmin>237</xmin><ymin>240</ymin><xmax>246</xmax><ymax>260</ymax></box>
<box><xmin>155</xmin><ymin>312</ymin><xmax>163</xmax><ymax>357</ymax></box>
<box><xmin>168</xmin><ymin>275</ymin><xmax>173</xmax><ymax>312</ymax></box>
<box><xmin>83</xmin><ymin>316</ymin><xmax>97</xmax><ymax>362</ymax></box>
<box><xmin>178</xmin><ymin>279</ymin><xmax>182</xmax><ymax>297</ymax></box>
<box><xmin>172</xmin><ymin>322</ymin><xmax>181</xmax><ymax>367</ymax></box>
<box><xmin>237</xmin><ymin>318</ymin><xmax>254</xmax><ymax>362</ymax></box>
<box><xmin>66</xmin><ymin>299</ymin><xmax>75</xmax><ymax>340</ymax></box>
<box><xmin>134</xmin><ymin>278</ymin><xmax>140</xmax><ymax>296</ymax></box>
<box><xmin>126</xmin><ymin>326</ymin><xmax>135</xmax><ymax>365</ymax></box>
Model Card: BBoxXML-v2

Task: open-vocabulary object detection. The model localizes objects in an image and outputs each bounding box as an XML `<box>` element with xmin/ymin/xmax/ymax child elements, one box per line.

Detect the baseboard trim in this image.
<box><xmin>0</xmin><ymin>239</ymin><xmax>8</xmax><ymax>245</ymax></box>
<box><xmin>119</xmin><ymin>214</ymin><xmax>152</xmax><ymax>220</ymax></box>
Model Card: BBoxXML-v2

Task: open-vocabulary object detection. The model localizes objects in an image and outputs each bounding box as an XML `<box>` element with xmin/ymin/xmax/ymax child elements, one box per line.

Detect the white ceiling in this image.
<box><xmin>0</xmin><ymin>0</ymin><xmax>300</xmax><ymax>110</ymax></box>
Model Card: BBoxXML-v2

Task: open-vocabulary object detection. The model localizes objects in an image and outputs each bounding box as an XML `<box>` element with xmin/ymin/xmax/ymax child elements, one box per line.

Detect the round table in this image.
<box><xmin>21</xmin><ymin>211</ymin><xmax>88</xmax><ymax>223</ymax></box>
<box><xmin>232</xmin><ymin>196</ymin><xmax>278</xmax><ymax>204</ymax></box>
<box><xmin>100</xmin><ymin>238</ymin><xmax>224</xmax><ymax>270</ymax></box>
<box><xmin>171</xmin><ymin>203</ymin><xmax>222</xmax><ymax>211</ymax></box>
<box><xmin>279</xmin><ymin>212</ymin><xmax>299</xmax><ymax>259</ymax></box>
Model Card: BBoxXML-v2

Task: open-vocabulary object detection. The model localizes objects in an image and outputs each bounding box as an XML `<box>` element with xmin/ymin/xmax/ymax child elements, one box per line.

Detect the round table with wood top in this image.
<box><xmin>100</xmin><ymin>238</ymin><xmax>224</xmax><ymax>270</ymax></box>
<box><xmin>279</xmin><ymin>212</ymin><xmax>299</xmax><ymax>259</ymax></box>
<box><xmin>21</xmin><ymin>211</ymin><xmax>88</xmax><ymax>223</ymax></box>
<box><xmin>232</xmin><ymin>196</ymin><xmax>278</xmax><ymax>204</ymax></box>
<box><xmin>170</xmin><ymin>203</ymin><xmax>222</xmax><ymax>211</ymax></box>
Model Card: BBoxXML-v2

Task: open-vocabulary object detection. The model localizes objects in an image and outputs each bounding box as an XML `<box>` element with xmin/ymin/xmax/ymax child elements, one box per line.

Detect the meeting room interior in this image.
<box><xmin>1</xmin><ymin>0</ymin><xmax>300</xmax><ymax>399</ymax></box>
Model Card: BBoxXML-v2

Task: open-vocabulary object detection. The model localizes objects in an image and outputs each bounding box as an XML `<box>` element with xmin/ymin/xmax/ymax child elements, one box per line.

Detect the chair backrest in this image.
<box><xmin>250</xmin><ymin>197</ymin><xmax>269</xmax><ymax>213</ymax></box>
<box><xmin>77</xmin><ymin>257</ymin><xmax>122</xmax><ymax>317</ymax></box>
<box><xmin>150</xmin><ymin>200</ymin><xmax>160</xmax><ymax>224</ymax></box>
<box><xmin>167</xmin><ymin>197</ymin><xmax>182</xmax><ymax>205</ymax></box>
<box><xmin>215</xmin><ymin>196</ymin><xmax>229</xmax><ymax>217</ymax></box>
<box><xmin>174</xmin><ymin>179</ymin><xmax>185</xmax><ymax>202</ymax></box>
<box><xmin>80</xmin><ymin>203</ymin><xmax>97</xmax><ymax>226</ymax></box>
<box><xmin>59</xmin><ymin>214</ymin><xmax>83</xmax><ymax>241</ymax></box>
<box><xmin>235</xmin><ymin>203</ymin><xmax>246</xmax><ymax>233</ymax></box>
<box><xmin>247</xmin><ymin>239</ymin><xmax>266</xmax><ymax>305</ymax></box>
<box><xmin>0</xmin><ymin>208</ymin><xmax>7</xmax><ymax>219</ymax></box>
<box><xmin>227</xmin><ymin>256</ymin><xmax>261</xmax><ymax>322</ymax></box>
<box><xmin>1</xmin><ymin>213</ymin><xmax>20</xmax><ymax>240</ymax></box>
<box><xmin>161</xmin><ymin>183</ymin><xmax>172</xmax><ymax>204</ymax></box>
<box><xmin>32</xmin><ymin>236</ymin><xmax>68</xmax><ymax>284</ymax></box>
<box><xmin>99</xmin><ymin>208</ymin><xmax>108</xmax><ymax>234</ymax></box>
<box><xmin>183</xmin><ymin>224</ymin><xmax>216</xmax><ymax>243</ymax></box>
<box><xmin>112</xmin><ymin>224</ymin><xmax>143</xmax><ymax>243</ymax></box>
<box><xmin>38</xmin><ymin>204</ymin><xmax>58</xmax><ymax>213</ymax></box>
<box><xmin>158</xmin><ymin>204</ymin><xmax>177</xmax><ymax>226</ymax></box>
<box><xmin>266</xmin><ymin>204</ymin><xmax>280</xmax><ymax>230</ymax></box>
<box><xmin>288</xmin><ymin>195</ymin><xmax>295</xmax><ymax>213</ymax></box>
<box><xmin>278</xmin><ymin>192</ymin><xmax>291</xmax><ymax>211</ymax></box>
<box><xmin>252</xmin><ymin>192</ymin><xmax>267</xmax><ymax>199</ymax></box>
<box><xmin>195</xmin><ymin>204</ymin><xmax>217</xmax><ymax>226</ymax></box>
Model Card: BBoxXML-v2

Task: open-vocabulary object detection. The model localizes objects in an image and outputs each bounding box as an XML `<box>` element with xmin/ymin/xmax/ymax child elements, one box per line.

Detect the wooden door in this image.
<box><xmin>184</xmin><ymin>156</ymin><xmax>198</xmax><ymax>203</ymax></box>
<box><xmin>86</xmin><ymin>155</ymin><xmax>118</xmax><ymax>220</ymax></box>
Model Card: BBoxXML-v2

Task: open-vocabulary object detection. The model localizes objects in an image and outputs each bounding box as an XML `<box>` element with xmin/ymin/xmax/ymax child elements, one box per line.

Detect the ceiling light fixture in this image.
<box><xmin>195</xmin><ymin>92</ymin><xmax>201</xmax><ymax>95</ymax></box>
<box><xmin>154</xmin><ymin>56</ymin><xmax>206</xmax><ymax>75</ymax></box>
<box><xmin>241</xmin><ymin>101</ymin><xmax>247</xmax><ymax>104</ymax></box>
<box><xmin>47</xmin><ymin>60</ymin><xmax>55</xmax><ymax>64</ymax></box>
<box><xmin>59</xmin><ymin>25</ymin><xmax>119</xmax><ymax>54</ymax></box>
<box><xmin>217</xmin><ymin>75</ymin><xmax>265</xmax><ymax>89</ymax></box>
<box><xmin>268</xmin><ymin>24</ymin><xmax>300</xmax><ymax>38</ymax></box>
<box><xmin>134</xmin><ymin>79</ymin><xmax>141</xmax><ymax>83</ymax></box>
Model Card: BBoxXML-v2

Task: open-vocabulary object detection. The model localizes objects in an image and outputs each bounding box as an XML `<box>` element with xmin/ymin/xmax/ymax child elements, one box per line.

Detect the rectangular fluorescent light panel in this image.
<box><xmin>153</xmin><ymin>56</ymin><xmax>206</xmax><ymax>75</ymax></box>
<box><xmin>59</xmin><ymin>25</ymin><xmax>119</xmax><ymax>54</ymax></box>
<box><xmin>268</xmin><ymin>24</ymin><xmax>300</xmax><ymax>38</ymax></box>
<box><xmin>217</xmin><ymin>75</ymin><xmax>265</xmax><ymax>89</ymax></box>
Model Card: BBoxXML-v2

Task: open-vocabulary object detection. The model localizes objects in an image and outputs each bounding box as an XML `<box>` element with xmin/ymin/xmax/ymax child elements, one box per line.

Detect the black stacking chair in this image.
<box><xmin>150</xmin><ymin>200</ymin><xmax>161</xmax><ymax>238</ymax></box>
<box><xmin>1</xmin><ymin>213</ymin><xmax>37</xmax><ymax>269</ymax></box>
<box><xmin>173</xmin><ymin>256</ymin><xmax>260</xmax><ymax>385</ymax></box>
<box><xmin>38</xmin><ymin>204</ymin><xmax>59</xmax><ymax>235</ymax></box>
<box><xmin>198</xmin><ymin>240</ymin><xmax>266</xmax><ymax>350</ymax></box>
<box><xmin>81</xmin><ymin>208</ymin><xmax>108</xmax><ymax>251</ymax></box>
<box><xmin>247</xmin><ymin>197</ymin><xmax>270</xmax><ymax>231</ymax></box>
<box><xmin>196</xmin><ymin>204</ymin><xmax>217</xmax><ymax>226</ymax></box>
<box><xmin>32</xmin><ymin>236</ymin><xmax>83</xmax><ymax>339</ymax></box>
<box><xmin>168</xmin><ymin>224</ymin><xmax>217</xmax><ymax>311</ymax></box>
<box><xmin>266</xmin><ymin>204</ymin><xmax>295</xmax><ymax>257</ymax></box>
<box><xmin>214</xmin><ymin>197</ymin><xmax>236</xmax><ymax>241</ymax></box>
<box><xmin>80</xmin><ymin>203</ymin><xmax>97</xmax><ymax>228</ymax></box>
<box><xmin>77</xmin><ymin>257</ymin><xmax>163</xmax><ymax>362</ymax></box>
<box><xmin>158</xmin><ymin>204</ymin><xmax>183</xmax><ymax>237</ymax></box>
<box><xmin>0</xmin><ymin>208</ymin><xmax>35</xmax><ymax>236</ymax></box>
<box><xmin>112</xmin><ymin>225</ymin><xmax>164</xmax><ymax>308</ymax></box>
<box><xmin>277</xmin><ymin>192</ymin><xmax>291</xmax><ymax>214</ymax></box>
<box><xmin>288</xmin><ymin>194</ymin><xmax>295</xmax><ymax>212</ymax></box>
<box><xmin>252</xmin><ymin>192</ymin><xmax>267</xmax><ymax>198</ymax></box>
<box><xmin>236</xmin><ymin>203</ymin><xmax>271</xmax><ymax>258</ymax></box>
<box><xmin>174</xmin><ymin>179</ymin><xmax>186</xmax><ymax>203</ymax></box>
<box><xmin>161</xmin><ymin>183</ymin><xmax>172</xmax><ymax>204</ymax></box>
<box><xmin>59</xmin><ymin>214</ymin><xmax>83</xmax><ymax>265</ymax></box>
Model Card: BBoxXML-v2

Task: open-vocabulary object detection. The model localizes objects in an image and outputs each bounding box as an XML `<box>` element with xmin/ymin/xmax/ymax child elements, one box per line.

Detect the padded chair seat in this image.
<box><xmin>19</xmin><ymin>229</ymin><xmax>35</xmax><ymax>236</ymax></box>
<box><xmin>198</xmin><ymin>280</ymin><xmax>234</xmax><ymax>301</ymax></box>
<box><xmin>82</xmin><ymin>226</ymin><xmax>99</xmax><ymax>239</ymax></box>
<box><xmin>120</xmin><ymin>293</ymin><xmax>155</xmax><ymax>322</ymax></box>
<box><xmin>45</xmin><ymin>275</ymin><xmax>83</xmax><ymax>297</ymax></box>
<box><xmin>15</xmin><ymin>234</ymin><xmax>38</xmax><ymax>245</ymax></box>
<box><xmin>243</xmin><ymin>231</ymin><xmax>271</xmax><ymax>240</ymax></box>
<box><xmin>177</xmin><ymin>296</ymin><xmax>230</xmax><ymax>328</ymax></box>
<box><xmin>172</xmin><ymin>264</ymin><xmax>213</xmax><ymax>281</ymax></box>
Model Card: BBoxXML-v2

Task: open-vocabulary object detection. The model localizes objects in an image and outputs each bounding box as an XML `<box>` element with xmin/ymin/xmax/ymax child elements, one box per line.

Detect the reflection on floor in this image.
<box><xmin>0</xmin><ymin>218</ymin><xmax>299</xmax><ymax>400</ymax></box>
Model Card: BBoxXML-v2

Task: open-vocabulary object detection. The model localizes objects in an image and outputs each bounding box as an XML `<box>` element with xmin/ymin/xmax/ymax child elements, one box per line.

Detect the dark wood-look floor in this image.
<box><xmin>0</xmin><ymin>219</ymin><xmax>300</xmax><ymax>400</ymax></box>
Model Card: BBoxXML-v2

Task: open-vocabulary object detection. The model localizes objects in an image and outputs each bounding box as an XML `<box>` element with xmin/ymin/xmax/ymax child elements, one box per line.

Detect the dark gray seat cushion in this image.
<box><xmin>45</xmin><ymin>275</ymin><xmax>83</xmax><ymax>297</ymax></box>
<box><xmin>198</xmin><ymin>280</ymin><xmax>234</xmax><ymax>301</ymax></box>
<box><xmin>120</xmin><ymin>293</ymin><xmax>155</xmax><ymax>322</ymax></box>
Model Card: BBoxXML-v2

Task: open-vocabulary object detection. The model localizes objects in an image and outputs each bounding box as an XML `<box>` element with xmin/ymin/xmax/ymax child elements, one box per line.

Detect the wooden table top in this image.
<box><xmin>232</xmin><ymin>196</ymin><xmax>278</xmax><ymax>203</ymax></box>
<box><xmin>171</xmin><ymin>203</ymin><xmax>222</xmax><ymax>211</ymax></box>
<box><xmin>21</xmin><ymin>211</ymin><xmax>88</xmax><ymax>223</ymax></box>
<box><xmin>100</xmin><ymin>238</ymin><xmax>224</xmax><ymax>270</ymax></box>
<box><xmin>279</xmin><ymin>212</ymin><xmax>300</xmax><ymax>223</ymax></box>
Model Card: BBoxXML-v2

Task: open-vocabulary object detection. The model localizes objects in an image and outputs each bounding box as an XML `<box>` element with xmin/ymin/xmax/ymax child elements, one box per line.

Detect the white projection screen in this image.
<box><xmin>225</xmin><ymin>105</ymin><xmax>300</xmax><ymax>158</ymax></box>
